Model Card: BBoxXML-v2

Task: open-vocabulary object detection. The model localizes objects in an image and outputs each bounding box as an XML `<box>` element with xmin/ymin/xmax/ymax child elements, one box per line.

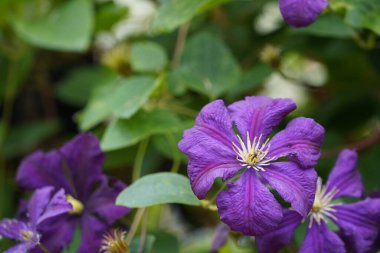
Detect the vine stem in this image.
<box><xmin>39</xmin><ymin>243</ymin><xmax>51</xmax><ymax>253</ymax></box>
<box><xmin>138</xmin><ymin>210</ymin><xmax>149</xmax><ymax>253</ymax></box>
<box><xmin>126</xmin><ymin>208</ymin><xmax>146</xmax><ymax>244</ymax></box>
<box><xmin>171</xmin><ymin>23</ymin><xmax>190</xmax><ymax>68</ymax></box>
<box><xmin>132</xmin><ymin>138</ymin><xmax>149</xmax><ymax>182</ymax></box>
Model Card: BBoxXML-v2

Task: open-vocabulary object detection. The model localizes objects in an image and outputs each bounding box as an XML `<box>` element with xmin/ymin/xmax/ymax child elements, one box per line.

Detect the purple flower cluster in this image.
<box><xmin>1</xmin><ymin>95</ymin><xmax>380</xmax><ymax>253</ymax></box>
<box><xmin>179</xmin><ymin>96</ymin><xmax>380</xmax><ymax>252</ymax></box>
<box><xmin>0</xmin><ymin>187</ymin><xmax>71</xmax><ymax>253</ymax></box>
<box><xmin>0</xmin><ymin>133</ymin><xmax>130</xmax><ymax>253</ymax></box>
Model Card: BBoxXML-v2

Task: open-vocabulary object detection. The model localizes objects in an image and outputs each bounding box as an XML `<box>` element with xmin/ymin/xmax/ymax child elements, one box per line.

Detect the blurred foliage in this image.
<box><xmin>0</xmin><ymin>0</ymin><xmax>380</xmax><ymax>252</ymax></box>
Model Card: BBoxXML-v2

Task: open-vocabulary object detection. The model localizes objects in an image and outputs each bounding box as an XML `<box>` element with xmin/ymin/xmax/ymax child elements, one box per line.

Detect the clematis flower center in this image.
<box><xmin>20</xmin><ymin>230</ymin><xmax>34</xmax><ymax>242</ymax></box>
<box><xmin>100</xmin><ymin>229</ymin><xmax>129</xmax><ymax>253</ymax></box>
<box><xmin>67</xmin><ymin>195</ymin><xmax>84</xmax><ymax>215</ymax></box>
<box><xmin>232</xmin><ymin>133</ymin><xmax>275</xmax><ymax>171</ymax></box>
<box><xmin>308</xmin><ymin>177</ymin><xmax>340</xmax><ymax>228</ymax></box>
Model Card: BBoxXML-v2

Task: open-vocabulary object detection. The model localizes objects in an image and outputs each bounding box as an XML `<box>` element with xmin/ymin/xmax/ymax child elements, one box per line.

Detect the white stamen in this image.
<box><xmin>308</xmin><ymin>177</ymin><xmax>340</xmax><ymax>228</ymax></box>
<box><xmin>232</xmin><ymin>132</ymin><xmax>276</xmax><ymax>171</ymax></box>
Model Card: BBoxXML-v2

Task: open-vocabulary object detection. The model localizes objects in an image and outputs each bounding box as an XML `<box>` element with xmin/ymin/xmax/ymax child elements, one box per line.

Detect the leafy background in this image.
<box><xmin>0</xmin><ymin>0</ymin><xmax>380</xmax><ymax>252</ymax></box>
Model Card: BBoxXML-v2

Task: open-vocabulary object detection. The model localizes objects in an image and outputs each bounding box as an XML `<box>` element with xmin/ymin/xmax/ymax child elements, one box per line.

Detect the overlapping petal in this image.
<box><xmin>326</xmin><ymin>149</ymin><xmax>364</xmax><ymax>199</ymax></box>
<box><xmin>299</xmin><ymin>221</ymin><xmax>345</xmax><ymax>253</ymax></box>
<box><xmin>228</xmin><ymin>96</ymin><xmax>296</xmax><ymax>142</ymax></box>
<box><xmin>268</xmin><ymin>117</ymin><xmax>324</xmax><ymax>168</ymax></box>
<box><xmin>256</xmin><ymin>210</ymin><xmax>302</xmax><ymax>253</ymax></box>
<box><xmin>86</xmin><ymin>177</ymin><xmax>130</xmax><ymax>224</ymax></box>
<box><xmin>261</xmin><ymin>161</ymin><xmax>317</xmax><ymax>217</ymax></box>
<box><xmin>28</xmin><ymin>187</ymin><xmax>71</xmax><ymax>227</ymax></box>
<box><xmin>179</xmin><ymin>100</ymin><xmax>241</xmax><ymax>199</ymax></box>
<box><xmin>279</xmin><ymin>0</ymin><xmax>328</xmax><ymax>27</ymax></box>
<box><xmin>334</xmin><ymin>198</ymin><xmax>380</xmax><ymax>253</ymax></box>
<box><xmin>216</xmin><ymin>170</ymin><xmax>283</xmax><ymax>236</ymax></box>
<box><xmin>34</xmin><ymin>217</ymin><xmax>76</xmax><ymax>253</ymax></box>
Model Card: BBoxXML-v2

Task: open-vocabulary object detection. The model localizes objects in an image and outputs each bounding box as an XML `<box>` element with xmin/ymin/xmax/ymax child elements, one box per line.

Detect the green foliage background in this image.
<box><xmin>0</xmin><ymin>0</ymin><xmax>380</xmax><ymax>252</ymax></box>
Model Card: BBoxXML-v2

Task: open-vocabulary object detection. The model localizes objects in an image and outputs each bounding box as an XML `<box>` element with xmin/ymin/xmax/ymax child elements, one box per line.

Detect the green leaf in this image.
<box><xmin>131</xmin><ymin>41</ymin><xmax>168</xmax><ymax>72</ymax></box>
<box><xmin>95</xmin><ymin>2</ymin><xmax>128</xmax><ymax>32</ymax></box>
<box><xmin>151</xmin><ymin>231</ymin><xmax>180</xmax><ymax>253</ymax></box>
<box><xmin>57</xmin><ymin>66</ymin><xmax>118</xmax><ymax>107</ymax></box>
<box><xmin>228</xmin><ymin>64</ymin><xmax>272</xmax><ymax>97</ymax></box>
<box><xmin>116</xmin><ymin>172</ymin><xmax>200</xmax><ymax>207</ymax></box>
<box><xmin>330</xmin><ymin>0</ymin><xmax>380</xmax><ymax>35</ymax></box>
<box><xmin>291</xmin><ymin>15</ymin><xmax>355</xmax><ymax>38</ymax></box>
<box><xmin>179</xmin><ymin>32</ymin><xmax>241</xmax><ymax>98</ymax></box>
<box><xmin>130</xmin><ymin>235</ymin><xmax>156</xmax><ymax>253</ymax></box>
<box><xmin>62</xmin><ymin>226</ymin><xmax>81</xmax><ymax>253</ymax></box>
<box><xmin>101</xmin><ymin>110</ymin><xmax>191</xmax><ymax>151</ymax></box>
<box><xmin>13</xmin><ymin>0</ymin><xmax>93</xmax><ymax>51</ymax></box>
<box><xmin>152</xmin><ymin>0</ymin><xmax>230</xmax><ymax>33</ymax></box>
<box><xmin>79</xmin><ymin>75</ymin><xmax>157</xmax><ymax>131</ymax></box>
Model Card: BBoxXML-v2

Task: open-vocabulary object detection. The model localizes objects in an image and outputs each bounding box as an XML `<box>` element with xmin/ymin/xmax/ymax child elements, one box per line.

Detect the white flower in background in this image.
<box><xmin>113</xmin><ymin>0</ymin><xmax>156</xmax><ymax>40</ymax></box>
<box><xmin>282</xmin><ymin>52</ymin><xmax>328</xmax><ymax>87</ymax></box>
<box><xmin>254</xmin><ymin>2</ymin><xmax>283</xmax><ymax>35</ymax></box>
<box><xmin>95</xmin><ymin>0</ymin><xmax>156</xmax><ymax>50</ymax></box>
<box><xmin>259</xmin><ymin>73</ymin><xmax>309</xmax><ymax>107</ymax></box>
<box><xmin>259</xmin><ymin>52</ymin><xmax>328</xmax><ymax>107</ymax></box>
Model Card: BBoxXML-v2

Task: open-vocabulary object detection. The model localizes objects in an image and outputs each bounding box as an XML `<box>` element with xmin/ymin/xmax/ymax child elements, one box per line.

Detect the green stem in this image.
<box><xmin>162</xmin><ymin>103</ymin><xmax>198</xmax><ymax>118</ymax></box>
<box><xmin>126</xmin><ymin>208</ymin><xmax>146</xmax><ymax>244</ymax></box>
<box><xmin>132</xmin><ymin>138</ymin><xmax>149</xmax><ymax>182</ymax></box>
<box><xmin>138</xmin><ymin>210</ymin><xmax>149</xmax><ymax>253</ymax></box>
<box><xmin>166</xmin><ymin>134</ymin><xmax>181</xmax><ymax>173</ymax></box>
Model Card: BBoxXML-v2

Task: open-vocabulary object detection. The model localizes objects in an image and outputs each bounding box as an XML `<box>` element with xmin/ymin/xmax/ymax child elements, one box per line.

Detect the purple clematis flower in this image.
<box><xmin>279</xmin><ymin>0</ymin><xmax>328</xmax><ymax>27</ymax></box>
<box><xmin>256</xmin><ymin>149</ymin><xmax>380</xmax><ymax>253</ymax></box>
<box><xmin>178</xmin><ymin>96</ymin><xmax>324</xmax><ymax>235</ymax></box>
<box><xmin>0</xmin><ymin>187</ymin><xmax>71</xmax><ymax>253</ymax></box>
<box><xmin>16</xmin><ymin>133</ymin><xmax>130</xmax><ymax>253</ymax></box>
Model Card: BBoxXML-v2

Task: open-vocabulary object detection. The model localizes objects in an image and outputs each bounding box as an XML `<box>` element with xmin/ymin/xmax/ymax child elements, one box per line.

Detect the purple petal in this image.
<box><xmin>78</xmin><ymin>214</ymin><xmax>108</xmax><ymax>253</ymax></box>
<box><xmin>211</xmin><ymin>223</ymin><xmax>230</xmax><ymax>253</ymax></box>
<box><xmin>59</xmin><ymin>133</ymin><xmax>104</xmax><ymax>200</ymax></box>
<box><xmin>34</xmin><ymin>217</ymin><xmax>76</xmax><ymax>253</ymax></box>
<box><xmin>256</xmin><ymin>209</ymin><xmax>302</xmax><ymax>253</ymax></box>
<box><xmin>28</xmin><ymin>187</ymin><xmax>71</xmax><ymax>227</ymax></box>
<box><xmin>16</xmin><ymin>151</ymin><xmax>73</xmax><ymax>192</ymax></box>
<box><xmin>268</xmin><ymin>117</ymin><xmax>324</xmax><ymax>168</ymax></box>
<box><xmin>4</xmin><ymin>242</ymin><xmax>36</xmax><ymax>253</ymax></box>
<box><xmin>86</xmin><ymin>177</ymin><xmax>130</xmax><ymax>224</ymax></box>
<box><xmin>228</xmin><ymin>96</ymin><xmax>296</xmax><ymax>142</ymax></box>
<box><xmin>16</xmin><ymin>133</ymin><xmax>104</xmax><ymax>201</ymax></box>
<box><xmin>334</xmin><ymin>198</ymin><xmax>380</xmax><ymax>253</ymax></box>
<box><xmin>299</xmin><ymin>221</ymin><xmax>345</xmax><ymax>253</ymax></box>
<box><xmin>0</xmin><ymin>219</ymin><xmax>35</xmax><ymax>241</ymax></box>
<box><xmin>261</xmin><ymin>162</ymin><xmax>317</xmax><ymax>217</ymax></box>
<box><xmin>216</xmin><ymin>170</ymin><xmax>283</xmax><ymax>236</ymax></box>
<box><xmin>326</xmin><ymin>149</ymin><xmax>364</xmax><ymax>199</ymax></box>
<box><xmin>178</xmin><ymin>100</ymin><xmax>241</xmax><ymax>199</ymax></box>
<box><xmin>279</xmin><ymin>0</ymin><xmax>328</xmax><ymax>27</ymax></box>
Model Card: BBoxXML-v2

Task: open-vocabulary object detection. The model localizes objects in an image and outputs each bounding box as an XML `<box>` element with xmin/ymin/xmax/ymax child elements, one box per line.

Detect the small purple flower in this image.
<box><xmin>179</xmin><ymin>96</ymin><xmax>324</xmax><ymax>235</ymax></box>
<box><xmin>256</xmin><ymin>149</ymin><xmax>380</xmax><ymax>253</ymax></box>
<box><xmin>0</xmin><ymin>187</ymin><xmax>71</xmax><ymax>253</ymax></box>
<box><xmin>16</xmin><ymin>133</ymin><xmax>130</xmax><ymax>253</ymax></box>
<box><xmin>279</xmin><ymin>0</ymin><xmax>328</xmax><ymax>27</ymax></box>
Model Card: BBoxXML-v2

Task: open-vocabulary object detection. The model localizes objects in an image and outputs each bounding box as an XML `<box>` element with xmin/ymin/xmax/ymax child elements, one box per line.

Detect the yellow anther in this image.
<box><xmin>20</xmin><ymin>230</ymin><xmax>33</xmax><ymax>242</ymax></box>
<box><xmin>67</xmin><ymin>195</ymin><xmax>84</xmax><ymax>215</ymax></box>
